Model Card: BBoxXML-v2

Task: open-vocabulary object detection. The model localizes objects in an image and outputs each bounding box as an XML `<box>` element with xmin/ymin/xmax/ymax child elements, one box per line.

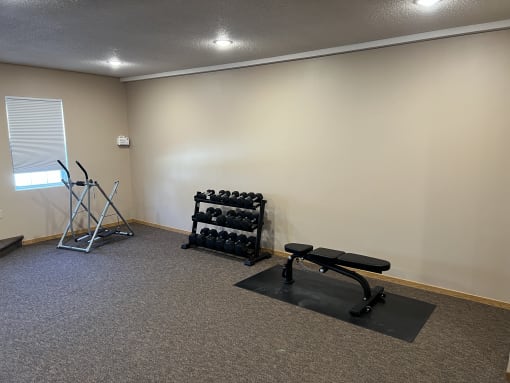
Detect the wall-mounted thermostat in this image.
<box><xmin>117</xmin><ymin>135</ymin><xmax>130</xmax><ymax>146</ymax></box>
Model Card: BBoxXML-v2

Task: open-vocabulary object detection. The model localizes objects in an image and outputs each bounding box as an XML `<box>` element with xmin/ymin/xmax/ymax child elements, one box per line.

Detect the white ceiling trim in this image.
<box><xmin>121</xmin><ymin>19</ymin><xmax>510</xmax><ymax>82</ymax></box>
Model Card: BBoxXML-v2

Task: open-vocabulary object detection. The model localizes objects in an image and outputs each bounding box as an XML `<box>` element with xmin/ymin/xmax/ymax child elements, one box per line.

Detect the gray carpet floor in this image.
<box><xmin>0</xmin><ymin>223</ymin><xmax>509</xmax><ymax>383</ymax></box>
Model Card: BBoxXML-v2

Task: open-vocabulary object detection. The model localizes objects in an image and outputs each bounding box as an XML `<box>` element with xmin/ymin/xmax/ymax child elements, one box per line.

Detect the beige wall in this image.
<box><xmin>0</xmin><ymin>63</ymin><xmax>133</xmax><ymax>241</ymax></box>
<box><xmin>126</xmin><ymin>30</ymin><xmax>510</xmax><ymax>303</ymax></box>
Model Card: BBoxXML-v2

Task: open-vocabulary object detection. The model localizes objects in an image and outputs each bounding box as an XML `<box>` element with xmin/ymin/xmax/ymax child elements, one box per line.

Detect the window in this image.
<box><xmin>5</xmin><ymin>97</ymin><xmax>68</xmax><ymax>190</ymax></box>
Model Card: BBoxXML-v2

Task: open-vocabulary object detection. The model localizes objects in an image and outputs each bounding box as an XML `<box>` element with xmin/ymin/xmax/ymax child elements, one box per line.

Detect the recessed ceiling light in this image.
<box><xmin>415</xmin><ymin>0</ymin><xmax>441</xmax><ymax>6</ymax></box>
<box><xmin>107</xmin><ymin>57</ymin><xmax>121</xmax><ymax>68</ymax></box>
<box><xmin>213</xmin><ymin>39</ymin><xmax>233</xmax><ymax>48</ymax></box>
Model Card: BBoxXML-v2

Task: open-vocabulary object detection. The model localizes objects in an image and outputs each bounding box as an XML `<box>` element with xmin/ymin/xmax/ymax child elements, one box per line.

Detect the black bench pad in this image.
<box><xmin>310</xmin><ymin>247</ymin><xmax>390</xmax><ymax>273</ymax></box>
<box><xmin>308</xmin><ymin>247</ymin><xmax>345</xmax><ymax>259</ymax></box>
<box><xmin>284</xmin><ymin>243</ymin><xmax>313</xmax><ymax>255</ymax></box>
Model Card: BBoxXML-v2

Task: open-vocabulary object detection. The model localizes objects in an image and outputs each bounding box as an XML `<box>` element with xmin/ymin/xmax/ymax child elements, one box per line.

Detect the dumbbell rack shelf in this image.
<box><xmin>191</xmin><ymin>217</ymin><xmax>258</xmax><ymax>232</ymax></box>
<box><xmin>181</xmin><ymin>195</ymin><xmax>271</xmax><ymax>266</ymax></box>
<box><xmin>193</xmin><ymin>197</ymin><xmax>263</xmax><ymax>210</ymax></box>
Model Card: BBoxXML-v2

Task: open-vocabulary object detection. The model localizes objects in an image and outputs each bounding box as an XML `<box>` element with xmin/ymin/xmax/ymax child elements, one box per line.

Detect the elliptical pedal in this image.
<box><xmin>97</xmin><ymin>228</ymin><xmax>115</xmax><ymax>238</ymax></box>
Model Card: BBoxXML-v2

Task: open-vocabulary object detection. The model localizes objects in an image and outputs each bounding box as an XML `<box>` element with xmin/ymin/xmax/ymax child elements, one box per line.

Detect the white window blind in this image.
<box><xmin>5</xmin><ymin>96</ymin><xmax>67</xmax><ymax>173</ymax></box>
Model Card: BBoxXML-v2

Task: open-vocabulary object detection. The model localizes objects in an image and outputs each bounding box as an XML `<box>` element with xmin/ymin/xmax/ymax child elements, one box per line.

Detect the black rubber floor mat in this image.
<box><xmin>235</xmin><ymin>265</ymin><xmax>435</xmax><ymax>342</ymax></box>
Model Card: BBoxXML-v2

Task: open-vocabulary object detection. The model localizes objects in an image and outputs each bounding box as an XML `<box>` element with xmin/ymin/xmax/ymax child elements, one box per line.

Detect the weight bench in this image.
<box><xmin>283</xmin><ymin>243</ymin><xmax>391</xmax><ymax>316</ymax></box>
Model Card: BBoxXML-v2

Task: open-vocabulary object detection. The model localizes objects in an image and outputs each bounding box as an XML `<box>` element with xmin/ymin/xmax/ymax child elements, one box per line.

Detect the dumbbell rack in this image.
<box><xmin>181</xmin><ymin>193</ymin><xmax>271</xmax><ymax>266</ymax></box>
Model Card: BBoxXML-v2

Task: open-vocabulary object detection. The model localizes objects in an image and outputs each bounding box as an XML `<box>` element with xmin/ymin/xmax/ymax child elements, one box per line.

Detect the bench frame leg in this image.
<box><xmin>283</xmin><ymin>253</ymin><xmax>386</xmax><ymax>316</ymax></box>
<box><xmin>282</xmin><ymin>254</ymin><xmax>298</xmax><ymax>284</ymax></box>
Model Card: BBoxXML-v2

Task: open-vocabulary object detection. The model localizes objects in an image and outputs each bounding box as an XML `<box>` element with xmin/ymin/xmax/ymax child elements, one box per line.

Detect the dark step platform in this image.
<box><xmin>0</xmin><ymin>235</ymin><xmax>24</xmax><ymax>257</ymax></box>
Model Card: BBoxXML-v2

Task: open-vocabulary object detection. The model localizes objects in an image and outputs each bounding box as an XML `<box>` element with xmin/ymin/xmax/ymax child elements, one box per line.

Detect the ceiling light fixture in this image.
<box><xmin>107</xmin><ymin>57</ymin><xmax>122</xmax><ymax>68</ymax></box>
<box><xmin>213</xmin><ymin>39</ymin><xmax>233</xmax><ymax>48</ymax></box>
<box><xmin>415</xmin><ymin>0</ymin><xmax>441</xmax><ymax>6</ymax></box>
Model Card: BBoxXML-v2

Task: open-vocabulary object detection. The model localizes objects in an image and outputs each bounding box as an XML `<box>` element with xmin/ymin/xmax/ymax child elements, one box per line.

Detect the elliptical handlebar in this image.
<box><xmin>75</xmin><ymin>161</ymin><xmax>89</xmax><ymax>181</ymax></box>
<box><xmin>57</xmin><ymin>160</ymin><xmax>70</xmax><ymax>180</ymax></box>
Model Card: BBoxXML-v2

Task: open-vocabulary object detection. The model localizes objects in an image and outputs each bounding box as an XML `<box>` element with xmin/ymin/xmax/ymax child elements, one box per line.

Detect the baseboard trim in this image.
<box><xmin>22</xmin><ymin>219</ymin><xmax>510</xmax><ymax>310</ymax></box>
<box><xmin>507</xmin><ymin>353</ymin><xmax>510</xmax><ymax>382</ymax></box>
<box><xmin>131</xmin><ymin>219</ymin><xmax>190</xmax><ymax>235</ymax></box>
<box><xmin>23</xmin><ymin>233</ymin><xmax>62</xmax><ymax>245</ymax></box>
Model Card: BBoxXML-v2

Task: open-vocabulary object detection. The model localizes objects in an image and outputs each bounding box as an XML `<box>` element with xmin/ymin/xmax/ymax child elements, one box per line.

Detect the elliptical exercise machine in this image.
<box><xmin>57</xmin><ymin>160</ymin><xmax>134</xmax><ymax>253</ymax></box>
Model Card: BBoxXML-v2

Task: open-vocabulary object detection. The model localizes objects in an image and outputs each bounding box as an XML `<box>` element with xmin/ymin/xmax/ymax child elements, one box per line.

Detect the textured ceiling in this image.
<box><xmin>1</xmin><ymin>0</ymin><xmax>510</xmax><ymax>79</ymax></box>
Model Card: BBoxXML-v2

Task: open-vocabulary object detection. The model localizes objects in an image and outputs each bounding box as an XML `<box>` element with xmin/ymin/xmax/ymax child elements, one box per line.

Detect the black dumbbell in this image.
<box><xmin>211</xmin><ymin>189</ymin><xmax>227</xmax><ymax>202</ymax></box>
<box><xmin>215</xmin><ymin>231</ymin><xmax>229</xmax><ymax>250</ymax></box>
<box><xmin>232</xmin><ymin>215</ymin><xmax>245</xmax><ymax>229</ymax></box>
<box><xmin>206</xmin><ymin>207</ymin><xmax>222</xmax><ymax>217</ymax></box>
<box><xmin>250</xmin><ymin>212</ymin><xmax>260</xmax><ymax>225</ymax></box>
<box><xmin>247</xmin><ymin>236</ymin><xmax>257</xmax><ymax>252</ymax></box>
<box><xmin>197</xmin><ymin>189</ymin><xmax>215</xmax><ymax>199</ymax></box>
<box><xmin>226</xmin><ymin>210</ymin><xmax>248</xmax><ymax>230</ymax></box>
<box><xmin>236</xmin><ymin>192</ymin><xmax>251</xmax><ymax>207</ymax></box>
<box><xmin>234</xmin><ymin>235</ymin><xmax>248</xmax><ymax>256</ymax></box>
<box><xmin>195</xmin><ymin>211</ymin><xmax>212</xmax><ymax>223</ymax></box>
<box><xmin>227</xmin><ymin>191</ymin><xmax>241</xmax><ymax>206</ymax></box>
<box><xmin>223</xmin><ymin>233</ymin><xmax>238</xmax><ymax>253</ymax></box>
<box><xmin>217</xmin><ymin>190</ymin><xmax>231</xmax><ymax>203</ymax></box>
<box><xmin>240</xmin><ymin>217</ymin><xmax>253</xmax><ymax>230</ymax></box>
<box><xmin>211</xmin><ymin>189</ymin><xmax>228</xmax><ymax>202</ymax></box>
<box><xmin>196</xmin><ymin>228</ymin><xmax>210</xmax><ymax>246</ymax></box>
<box><xmin>215</xmin><ymin>214</ymin><xmax>227</xmax><ymax>226</ymax></box>
<box><xmin>195</xmin><ymin>191</ymin><xmax>207</xmax><ymax>200</ymax></box>
<box><xmin>235</xmin><ymin>236</ymin><xmax>257</xmax><ymax>257</ymax></box>
<box><xmin>241</xmin><ymin>212</ymin><xmax>259</xmax><ymax>230</ymax></box>
<box><xmin>244</xmin><ymin>211</ymin><xmax>259</xmax><ymax>222</ymax></box>
<box><xmin>225</xmin><ymin>210</ymin><xmax>237</xmax><ymax>227</ymax></box>
<box><xmin>243</xmin><ymin>192</ymin><xmax>264</xmax><ymax>208</ymax></box>
<box><xmin>235</xmin><ymin>210</ymin><xmax>247</xmax><ymax>218</ymax></box>
<box><xmin>236</xmin><ymin>195</ymin><xmax>247</xmax><ymax>206</ymax></box>
<box><xmin>205</xmin><ymin>229</ymin><xmax>219</xmax><ymax>248</ymax></box>
<box><xmin>196</xmin><ymin>208</ymin><xmax>221</xmax><ymax>222</ymax></box>
<box><xmin>210</xmin><ymin>192</ymin><xmax>219</xmax><ymax>202</ymax></box>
